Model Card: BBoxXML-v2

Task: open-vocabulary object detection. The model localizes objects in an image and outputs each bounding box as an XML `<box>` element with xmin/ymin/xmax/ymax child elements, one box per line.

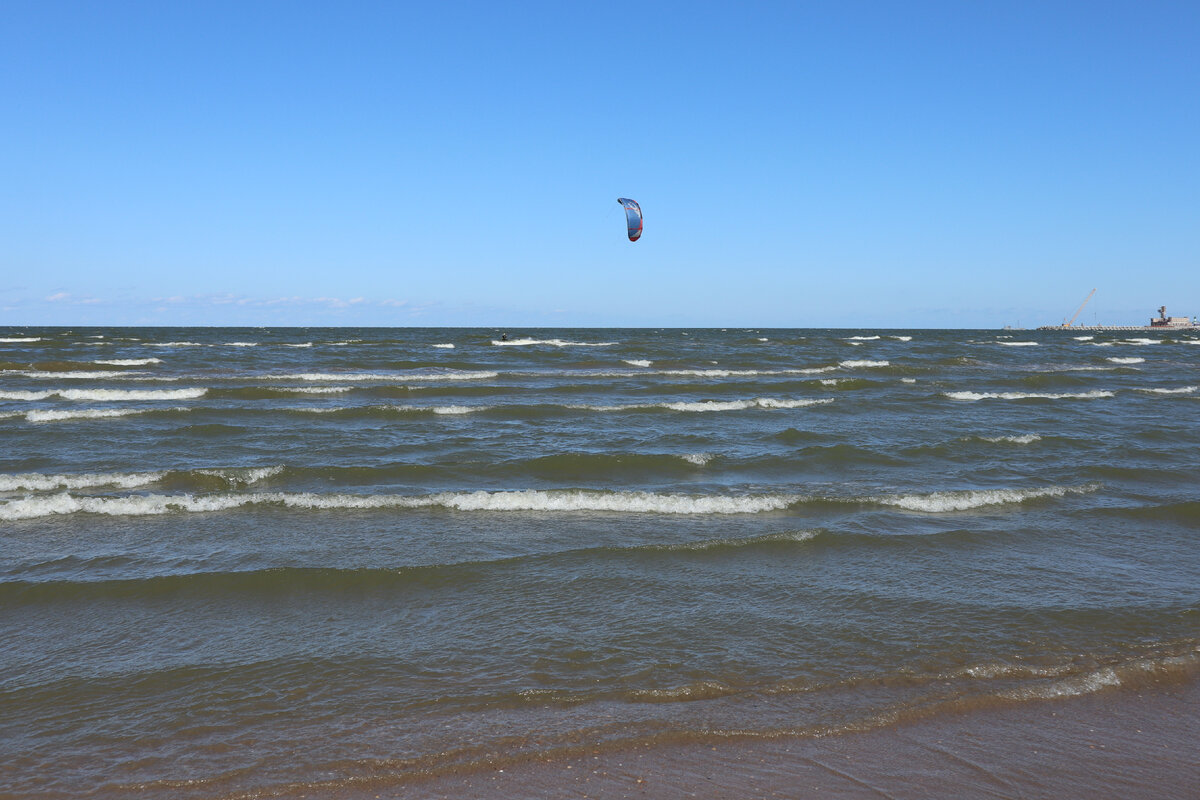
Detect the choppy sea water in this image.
<box><xmin>1</xmin><ymin>327</ymin><xmax>1197</xmax><ymax>797</ymax></box>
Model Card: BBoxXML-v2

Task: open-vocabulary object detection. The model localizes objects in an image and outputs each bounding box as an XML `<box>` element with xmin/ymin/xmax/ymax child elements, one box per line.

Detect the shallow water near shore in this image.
<box><xmin>1</xmin><ymin>326</ymin><xmax>1197</xmax><ymax>797</ymax></box>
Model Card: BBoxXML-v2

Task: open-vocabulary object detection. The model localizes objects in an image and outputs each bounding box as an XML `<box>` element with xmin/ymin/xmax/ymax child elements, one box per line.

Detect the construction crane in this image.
<box><xmin>1065</xmin><ymin>289</ymin><xmax>1097</xmax><ymax>327</ymax></box>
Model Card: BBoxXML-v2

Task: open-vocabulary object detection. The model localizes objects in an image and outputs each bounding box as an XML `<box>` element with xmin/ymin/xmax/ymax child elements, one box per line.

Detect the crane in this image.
<box><xmin>1065</xmin><ymin>289</ymin><xmax>1097</xmax><ymax>327</ymax></box>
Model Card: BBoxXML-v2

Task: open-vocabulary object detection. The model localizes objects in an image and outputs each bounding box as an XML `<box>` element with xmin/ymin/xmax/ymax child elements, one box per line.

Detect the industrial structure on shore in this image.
<box><xmin>1036</xmin><ymin>290</ymin><xmax>1197</xmax><ymax>331</ymax></box>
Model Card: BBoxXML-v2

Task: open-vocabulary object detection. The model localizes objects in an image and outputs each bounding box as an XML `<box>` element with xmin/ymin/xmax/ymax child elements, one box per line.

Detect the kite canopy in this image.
<box><xmin>617</xmin><ymin>198</ymin><xmax>642</xmax><ymax>242</ymax></box>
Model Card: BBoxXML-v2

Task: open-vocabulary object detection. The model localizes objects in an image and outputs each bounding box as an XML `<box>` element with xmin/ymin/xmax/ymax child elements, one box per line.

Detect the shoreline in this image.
<box><xmin>313</xmin><ymin>680</ymin><xmax>1200</xmax><ymax>800</ymax></box>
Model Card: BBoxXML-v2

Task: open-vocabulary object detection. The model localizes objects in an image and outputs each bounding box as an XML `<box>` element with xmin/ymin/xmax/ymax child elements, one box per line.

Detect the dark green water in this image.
<box><xmin>1</xmin><ymin>327</ymin><xmax>1197</xmax><ymax>797</ymax></box>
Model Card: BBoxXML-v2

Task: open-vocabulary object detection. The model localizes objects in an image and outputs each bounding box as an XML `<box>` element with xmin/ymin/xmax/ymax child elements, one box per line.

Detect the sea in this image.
<box><xmin>1</xmin><ymin>327</ymin><xmax>1197</xmax><ymax>798</ymax></box>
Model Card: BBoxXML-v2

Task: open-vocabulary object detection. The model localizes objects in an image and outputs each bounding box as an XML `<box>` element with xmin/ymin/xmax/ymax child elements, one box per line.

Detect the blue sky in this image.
<box><xmin>2</xmin><ymin>1</ymin><xmax>1197</xmax><ymax>327</ymax></box>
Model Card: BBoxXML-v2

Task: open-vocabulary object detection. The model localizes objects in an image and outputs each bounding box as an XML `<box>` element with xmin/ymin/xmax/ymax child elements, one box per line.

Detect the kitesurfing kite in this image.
<box><xmin>617</xmin><ymin>198</ymin><xmax>642</xmax><ymax>242</ymax></box>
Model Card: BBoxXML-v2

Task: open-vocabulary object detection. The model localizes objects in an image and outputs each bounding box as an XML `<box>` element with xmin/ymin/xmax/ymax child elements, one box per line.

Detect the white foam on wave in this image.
<box><xmin>656</xmin><ymin>367</ymin><xmax>838</xmax><ymax>377</ymax></box>
<box><xmin>0</xmin><ymin>337</ymin><xmax>42</xmax><ymax>343</ymax></box>
<box><xmin>1073</xmin><ymin>335</ymin><xmax>1094</xmax><ymax>341</ymax></box>
<box><xmin>880</xmin><ymin>484</ymin><xmax>1095</xmax><ymax>512</ymax></box>
<box><xmin>195</xmin><ymin>466</ymin><xmax>284</xmax><ymax>485</ymax></box>
<box><xmin>283</xmin><ymin>342</ymin><xmax>313</xmax><ymax>348</ymax></box>
<box><xmin>623</xmin><ymin>359</ymin><xmax>652</xmax><ymax>367</ymax></box>
<box><xmin>0</xmin><ymin>470</ymin><xmax>167</xmax><ymax>492</ymax></box>
<box><xmin>94</xmin><ymin>358</ymin><xmax>163</xmax><ymax>366</ymax></box>
<box><xmin>432</xmin><ymin>343</ymin><xmax>455</xmax><ymax>349</ymax></box>
<box><xmin>276</xmin><ymin>386</ymin><xmax>352</xmax><ymax>395</ymax></box>
<box><xmin>145</xmin><ymin>341</ymin><xmax>203</xmax><ymax>347</ymax></box>
<box><xmin>839</xmin><ymin>360</ymin><xmax>889</xmax><ymax>368</ymax></box>
<box><xmin>0</xmin><ymin>488</ymin><xmax>802</xmax><ymax>521</ymax></box>
<box><xmin>15</xmin><ymin>371</ymin><xmax>140</xmax><ymax>379</ymax></box>
<box><xmin>845</xmin><ymin>335</ymin><xmax>880</xmax><ymax>341</ymax></box>
<box><xmin>3</xmin><ymin>388</ymin><xmax>206</xmax><ymax>402</ymax></box>
<box><xmin>224</xmin><ymin>341</ymin><xmax>259</xmax><ymax>347</ymax></box>
<box><xmin>1136</xmin><ymin>386</ymin><xmax>1198</xmax><ymax>395</ymax></box>
<box><xmin>267</xmin><ymin>370</ymin><xmax>498</xmax><ymax>382</ymax></box>
<box><xmin>25</xmin><ymin>407</ymin><xmax>175</xmax><ymax>423</ymax></box>
<box><xmin>581</xmin><ymin>397</ymin><xmax>834</xmax><ymax>413</ymax></box>
<box><xmin>0</xmin><ymin>465</ymin><xmax>282</xmax><ymax>493</ymax></box>
<box><xmin>1122</xmin><ymin>338</ymin><xmax>1161</xmax><ymax>345</ymax></box>
<box><xmin>303</xmin><ymin>404</ymin><xmax>486</xmax><ymax>415</ymax></box>
<box><xmin>945</xmin><ymin>390</ymin><xmax>1114</xmax><ymax>401</ymax></box>
<box><xmin>539</xmin><ymin>366</ymin><xmax>837</xmax><ymax>380</ymax></box>
<box><xmin>901</xmin><ymin>378</ymin><xmax>917</xmax><ymax>384</ymax></box>
<box><xmin>492</xmin><ymin>338</ymin><xmax>617</xmax><ymax>347</ymax></box>
<box><xmin>997</xmin><ymin>341</ymin><xmax>1038</xmax><ymax>347</ymax></box>
<box><xmin>891</xmin><ymin>335</ymin><xmax>913</xmax><ymax>341</ymax></box>
<box><xmin>0</xmin><ymin>390</ymin><xmax>53</xmax><ymax>401</ymax></box>
<box><xmin>978</xmin><ymin>434</ymin><xmax>1042</xmax><ymax>444</ymax></box>
<box><xmin>1107</xmin><ymin>357</ymin><xmax>1145</xmax><ymax>364</ymax></box>
<box><xmin>65</xmin><ymin>388</ymin><xmax>205</xmax><ymax>401</ymax></box>
<box><xmin>681</xmin><ymin>453</ymin><xmax>713</xmax><ymax>466</ymax></box>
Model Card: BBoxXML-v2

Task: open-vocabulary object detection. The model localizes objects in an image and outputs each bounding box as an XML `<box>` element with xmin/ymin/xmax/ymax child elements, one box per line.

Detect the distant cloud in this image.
<box><xmin>44</xmin><ymin>292</ymin><xmax>103</xmax><ymax>304</ymax></box>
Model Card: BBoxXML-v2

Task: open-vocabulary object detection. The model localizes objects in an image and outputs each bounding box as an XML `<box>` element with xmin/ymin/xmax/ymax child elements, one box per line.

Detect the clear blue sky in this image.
<box><xmin>2</xmin><ymin>1</ymin><xmax>1197</xmax><ymax>327</ymax></box>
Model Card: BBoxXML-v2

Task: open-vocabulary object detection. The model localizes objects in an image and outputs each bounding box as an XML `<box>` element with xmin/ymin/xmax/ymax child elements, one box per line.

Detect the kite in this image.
<box><xmin>617</xmin><ymin>198</ymin><xmax>642</xmax><ymax>242</ymax></box>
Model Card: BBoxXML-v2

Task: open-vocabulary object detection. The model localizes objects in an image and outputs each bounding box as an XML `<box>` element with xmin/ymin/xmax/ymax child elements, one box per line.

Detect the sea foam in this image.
<box><xmin>24</xmin><ymin>408</ymin><xmax>170</xmax><ymax>423</ymax></box>
<box><xmin>0</xmin><ymin>388</ymin><xmax>206</xmax><ymax>402</ymax></box>
<box><xmin>492</xmin><ymin>338</ymin><xmax>617</xmax><ymax>347</ymax></box>
<box><xmin>93</xmin><ymin>358</ymin><xmax>163</xmax><ymax>366</ymax></box>
<box><xmin>266</xmin><ymin>371</ymin><xmax>498</xmax><ymax>382</ymax></box>
<box><xmin>1136</xmin><ymin>386</ymin><xmax>1198</xmax><ymax>395</ymax></box>
<box><xmin>0</xmin><ymin>489</ymin><xmax>802</xmax><ymax>521</ymax></box>
<box><xmin>582</xmin><ymin>398</ymin><xmax>833</xmax><ymax>413</ymax></box>
<box><xmin>0</xmin><ymin>470</ymin><xmax>167</xmax><ymax>492</ymax></box>
<box><xmin>945</xmin><ymin>390</ymin><xmax>1114</xmax><ymax>401</ymax></box>
<box><xmin>879</xmin><ymin>484</ymin><xmax>1095</xmax><ymax>512</ymax></box>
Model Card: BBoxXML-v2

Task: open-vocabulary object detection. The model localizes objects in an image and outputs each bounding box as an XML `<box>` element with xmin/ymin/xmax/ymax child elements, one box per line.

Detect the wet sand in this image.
<box><xmin>326</xmin><ymin>681</ymin><xmax>1199</xmax><ymax>799</ymax></box>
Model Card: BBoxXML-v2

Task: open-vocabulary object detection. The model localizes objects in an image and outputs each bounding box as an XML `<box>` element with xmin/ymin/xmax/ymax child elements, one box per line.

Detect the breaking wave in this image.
<box><xmin>0</xmin><ymin>388</ymin><xmax>206</xmax><ymax>402</ymax></box>
<box><xmin>492</xmin><ymin>339</ymin><xmax>617</xmax><ymax>347</ymax></box>
<box><xmin>93</xmin><ymin>358</ymin><xmax>162</xmax><ymax>366</ymax></box>
<box><xmin>0</xmin><ymin>489</ymin><xmax>802</xmax><ymax>521</ymax></box>
<box><xmin>261</xmin><ymin>371</ymin><xmax>498</xmax><ymax>382</ymax></box>
<box><xmin>0</xmin><ymin>466</ymin><xmax>281</xmax><ymax>493</ymax></box>
<box><xmin>579</xmin><ymin>398</ymin><xmax>833</xmax><ymax>413</ymax></box>
<box><xmin>24</xmin><ymin>408</ymin><xmax>180</xmax><ymax>423</ymax></box>
<box><xmin>879</xmin><ymin>484</ymin><xmax>1097</xmax><ymax>512</ymax></box>
<box><xmin>945</xmin><ymin>390</ymin><xmax>1114</xmax><ymax>401</ymax></box>
<box><xmin>1135</xmin><ymin>386</ymin><xmax>1197</xmax><ymax>395</ymax></box>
